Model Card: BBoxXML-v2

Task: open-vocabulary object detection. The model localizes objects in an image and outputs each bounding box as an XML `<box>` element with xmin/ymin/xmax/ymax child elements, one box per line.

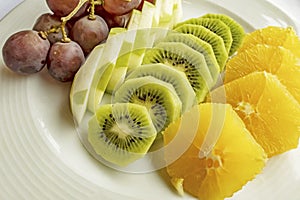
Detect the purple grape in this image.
<box><xmin>46</xmin><ymin>0</ymin><xmax>87</xmax><ymax>17</ymax></box>
<box><xmin>109</xmin><ymin>12</ymin><xmax>131</xmax><ymax>28</ymax></box>
<box><xmin>33</xmin><ymin>13</ymin><xmax>69</xmax><ymax>44</ymax></box>
<box><xmin>71</xmin><ymin>15</ymin><xmax>109</xmax><ymax>54</ymax></box>
<box><xmin>47</xmin><ymin>41</ymin><xmax>85</xmax><ymax>82</ymax></box>
<box><xmin>102</xmin><ymin>0</ymin><xmax>142</xmax><ymax>16</ymax></box>
<box><xmin>95</xmin><ymin>5</ymin><xmax>131</xmax><ymax>28</ymax></box>
<box><xmin>2</xmin><ymin>30</ymin><xmax>50</xmax><ymax>75</ymax></box>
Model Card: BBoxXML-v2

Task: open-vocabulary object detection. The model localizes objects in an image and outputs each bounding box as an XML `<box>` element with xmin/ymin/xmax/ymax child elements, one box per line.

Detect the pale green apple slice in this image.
<box><xmin>87</xmin><ymin>31</ymin><xmax>127</xmax><ymax>113</ymax></box>
<box><xmin>105</xmin><ymin>1</ymin><xmax>156</xmax><ymax>94</ymax></box>
<box><xmin>105</xmin><ymin>30</ymin><xmax>136</xmax><ymax>94</ymax></box>
<box><xmin>152</xmin><ymin>0</ymin><xmax>161</xmax><ymax>27</ymax></box>
<box><xmin>139</xmin><ymin>1</ymin><xmax>156</xmax><ymax>28</ymax></box>
<box><xmin>105</xmin><ymin>53</ymin><xmax>131</xmax><ymax>94</ymax></box>
<box><xmin>158</xmin><ymin>0</ymin><xmax>174</xmax><ymax>28</ymax></box>
<box><xmin>126</xmin><ymin>1</ymin><xmax>157</xmax><ymax>72</ymax></box>
<box><xmin>127</xmin><ymin>9</ymin><xmax>142</xmax><ymax>30</ymax></box>
<box><xmin>105</xmin><ymin>10</ymin><xmax>143</xmax><ymax>94</ymax></box>
<box><xmin>70</xmin><ymin>45</ymin><xmax>104</xmax><ymax>124</ymax></box>
<box><xmin>106</xmin><ymin>27</ymin><xmax>130</xmax><ymax>94</ymax></box>
<box><xmin>107</xmin><ymin>28</ymin><xmax>170</xmax><ymax>94</ymax></box>
<box><xmin>108</xmin><ymin>27</ymin><xmax>127</xmax><ymax>37</ymax></box>
<box><xmin>126</xmin><ymin>28</ymin><xmax>170</xmax><ymax>74</ymax></box>
<box><xmin>172</xmin><ymin>0</ymin><xmax>183</xmax><ymax>25</ymax></box>
<box><xmin>87</xmin><ymin>62</ymin><xmax>114</xmax><ymax>112</ymax></box>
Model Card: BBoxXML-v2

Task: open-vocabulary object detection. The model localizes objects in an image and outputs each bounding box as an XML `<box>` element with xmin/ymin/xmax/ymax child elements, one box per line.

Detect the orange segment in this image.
<box><xmin>224</xmin><ymin>44</ymin><xmax>300</xmax><ymax>103</ymax></box>
<box><xmin>209</xmin><ymin>72</ymin><xmax>300</xmax><ymax>157</ymax></box>
<box><xmin>238</xmin><ymin>26</ymin><xmax>300</xmax><ymax>57</ymax></box>
<box><xmin>163</xmin><ymin>103</ymin><xmax>266</xmax><ymax>200</ymax></box>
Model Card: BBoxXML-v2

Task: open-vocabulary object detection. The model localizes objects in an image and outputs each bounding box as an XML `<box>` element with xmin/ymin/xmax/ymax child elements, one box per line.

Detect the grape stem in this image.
<box><xmin>88</xmin><ymin>0</ymin><xmax>102</xmax><ymax>20</ymax></box>
<box><xmin>38</xmin><ymin>26</ymin><xmax>61</xmax><ymax>40</ymax></box>
<box><xmin>60</xmin><ymin>0</ymin><xmax>89</xmax><ymax>42</ymax></box>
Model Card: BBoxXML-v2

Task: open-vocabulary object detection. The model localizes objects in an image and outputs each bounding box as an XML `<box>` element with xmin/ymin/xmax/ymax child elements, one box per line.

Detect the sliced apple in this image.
<box><xmin>87</xmin><ymin>31</ymin><xmax>127</xmax><ymax>113</ymax></box>
<box><xmin>172</xmin><ymin>0</ymin><xmax>183</xmax><ymax>25</ymax></box>
<box><xmin>127</xmin><ymin>9</ymin><xmax>142</xmax><ymax>30</ymax></box>
<box><xmin>158</xmin><ymin>0</ymin><xmax>174</xmax><ymax>28</ymax></box>
<box><xmin>70</xmin><ymin>45</ymin><xmax>104</xmax><ymax>124</ymax></box>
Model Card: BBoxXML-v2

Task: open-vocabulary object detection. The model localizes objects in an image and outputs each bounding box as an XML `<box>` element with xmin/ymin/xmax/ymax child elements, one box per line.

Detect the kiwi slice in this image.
<box><xmin>161</xmin><ymin>33</ymin><xmax>220</xmax><ymax>84</ymax></box>
<box><xmin>126</xmin><ymin>63</ymin><xmax>196</xmax><ymax>113</ymax></box>
<box><xmin>142</xmin><ymin>42</ymin><xmax>213</xmax><ymax>102</ymax></box>
<box><xmin>174</xmin><ymin>24</ymin><xmax>228</xmax><ymax>71</ymax></box>
<box><xmin>174</xmin><ymin>18</ymin><xmax>233</xmax><ymax>54</ymax></box>
<box><xmin>88</xmin><ymin>103</ymin><xmax>157</xmax><ymax>166</ymax></box>
<box><xmin>113</xmin><ymin>76</ymin><xmax>182</xmax><ymax>133</ymax></box>
<box><xmin>201</xmin><ymin>13</ymin><xmax>245</xmax><ymax>56</ymax></box>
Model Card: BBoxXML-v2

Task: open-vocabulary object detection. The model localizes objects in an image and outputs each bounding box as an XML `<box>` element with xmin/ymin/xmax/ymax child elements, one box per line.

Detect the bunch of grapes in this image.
<box><xmin>2</xmin><ymin>0</ymin><xmax>143</xmax><ymax>82</ymax></box>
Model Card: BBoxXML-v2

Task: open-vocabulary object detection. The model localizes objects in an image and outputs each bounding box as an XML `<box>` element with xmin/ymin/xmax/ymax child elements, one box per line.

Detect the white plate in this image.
<box><xmin>1</xmin><ymin>0</ymin><xmax>300</xmax><ymax>199</ymax></box>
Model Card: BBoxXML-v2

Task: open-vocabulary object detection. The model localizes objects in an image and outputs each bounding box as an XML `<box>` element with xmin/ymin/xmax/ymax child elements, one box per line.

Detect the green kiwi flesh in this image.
<box><xmin>174</xmin><ymin>24</ymin><xmax>228</xmax><ymax>71</ymax></box>
<box><xmin>113</xmin><ymin>76</ymin><xmax>182</xmax><ymax>133</ymax></box>
<box><xmin>201</xmin><ymin>13</ymin><xmax>245</xmax><ymax>56</ymax></box>
<box><xmin>142</xmin><ymin>42</ymin><xmax>213</xmax><ymax>102</ymax></box>
<box><xmin>174</xmin><ymin>18</ymin><xmax>233</xmax><ymax>54</ymax></box>
<box><xmin>88</xmin><ymin>103</ymin><xmax>157</xmax><ymax>166</ymax></box>
<box><xmin>126</xmin><ymin>63</ymin><xmax>196</xmax><ymax>113</ymax></box>
<box><xmin>161</xmin><ymin>33</ymin><xmax>220</xmax><ymax>84</ymax></box>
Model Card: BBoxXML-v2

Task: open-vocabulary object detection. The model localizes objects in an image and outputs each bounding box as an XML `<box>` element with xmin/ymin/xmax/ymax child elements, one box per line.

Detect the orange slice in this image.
<box><xmin>224</xmin><ymin>44</ymin><xmax>300</xmax><ymax>103</ymax></box>
<box><xmin>209</xmin><ymin>72</ymin><xmax>300</xmax><ymax>157</ymax></box>
<box><xmin>163</xmin><ymin>103</ymin><xmax>266</xmax><ymax>200</ymax></box>
<box><xmin>238</xmin><ymin>26</ymin><xmax>300</xmax><ymax>57</ymax></box>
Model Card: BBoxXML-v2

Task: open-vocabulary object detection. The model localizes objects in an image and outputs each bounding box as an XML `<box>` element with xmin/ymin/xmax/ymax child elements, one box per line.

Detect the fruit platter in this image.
<box><xmin>1</xmin><ymin>0</ymin><xmax>300</xmax><ymax>199</ymax></box>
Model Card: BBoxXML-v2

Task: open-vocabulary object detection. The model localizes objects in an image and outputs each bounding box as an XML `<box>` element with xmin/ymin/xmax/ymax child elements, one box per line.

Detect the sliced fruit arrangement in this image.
<box><xmin>71</xmin><ymin>12</ymin><xmax>245</xmax><ymax>127</ymax></box>
<box><xmin>4</xmin><ymin>0</ymin><xmax>300</xmax><ymax>199</ymax></box>
<box><xmin>70</xmin><ymin>11</ymin><xmax>246</xmax><ymax>171</ymax></box>
<box><xmin>163</xmin><ymin>103</ymin><xmax>267</xmax><ymax>200</ymax></box>
<box><xmin>70</xmin><ymin>0</ymin><xmax>182</xmax><ymax>123</ymax></box>
<box><xmin>18</xmin><ymin>1</ymin><xmax>298</xmax><ymax>197</ymax></box>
